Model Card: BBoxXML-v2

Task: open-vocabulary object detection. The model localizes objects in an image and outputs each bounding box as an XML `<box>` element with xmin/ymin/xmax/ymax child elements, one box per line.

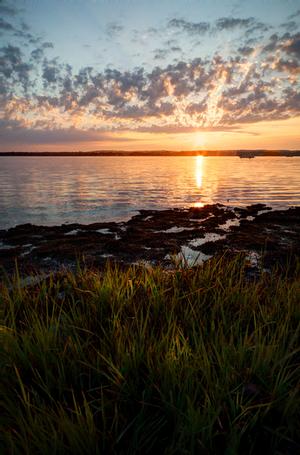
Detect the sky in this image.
<box><xmin>0</xmin><ymin>0</ymin><xmax>300</xmax><ymax>151</ymax></box>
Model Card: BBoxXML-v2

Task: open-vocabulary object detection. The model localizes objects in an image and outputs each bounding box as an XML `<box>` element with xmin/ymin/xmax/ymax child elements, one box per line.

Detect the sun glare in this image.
<box><xmin>193</xmin><ymin>133</ymin><xmax>206</xmax><ymax>149</ymax></box>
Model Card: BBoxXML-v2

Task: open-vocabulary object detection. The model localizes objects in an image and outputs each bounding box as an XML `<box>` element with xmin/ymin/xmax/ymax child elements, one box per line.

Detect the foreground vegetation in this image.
<box><xmin>1</xmin><ymin>255</ymin><xmax>300</xmax><ymax>454</ymax></box>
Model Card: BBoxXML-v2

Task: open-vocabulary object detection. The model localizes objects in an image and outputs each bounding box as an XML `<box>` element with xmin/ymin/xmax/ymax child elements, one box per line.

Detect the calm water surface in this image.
<box><xmin>0</xmin><ymin>156</ymin><xmax>299</xmax><ymax>229</ymax></box>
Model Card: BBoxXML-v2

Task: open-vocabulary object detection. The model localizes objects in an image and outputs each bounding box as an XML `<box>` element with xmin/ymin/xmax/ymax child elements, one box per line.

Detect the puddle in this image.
<box><xmin>65</xmin><ymin>229</ymin><xmax>81</xmax><ymax>236</ymax></box>
<box><xmin>189</xmin><ymin>215</ymin><xmax>214</xmax><ymax>222</ymax></box>
<box><xmin>96</xmin><ymin>228</ymin><xmax>113</xmax><ymax>235</ymax></box>
<box><xmin>156</xmin><ymin>226</ymin><xmax>196</xmax><ymax>234</ymax></box>
<box><xmin>0</xmin><ymin>241</ymin><xmax>14</xmax><ymax>250</ymax></box>
<box><xmin>256</xmin><ymin>208</ymin><xmax>272</xmax><ymax>216</ymax></box>
<box><xmin>20</xmin><ymin>245</ymin><xmax>36</xmax><ymax>257</ymax></box>
<box><xmin>165</xmin><ymin>246</ymin><xmax>212</xmax><ymax>267</ymax></box>
<box><xmin>219</xmin><ymin>218</ymin><xmax>241</xmax><ymax>231</ymax></box>
<box><xmin>189</xmin><ymin>232</ymin><xmax>226</xmax><ymax>247</ymax></box>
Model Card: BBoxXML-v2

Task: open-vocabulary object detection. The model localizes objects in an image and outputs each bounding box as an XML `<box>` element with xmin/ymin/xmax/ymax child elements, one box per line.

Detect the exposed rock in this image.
<box><xmin>0</xmin><ymin>204</ymin><xmax>299</xmax><ymax>276</ymax></box>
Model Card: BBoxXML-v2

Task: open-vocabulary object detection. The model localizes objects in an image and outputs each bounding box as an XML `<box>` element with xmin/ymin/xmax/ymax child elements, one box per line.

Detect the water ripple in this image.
<box><xmin>0</xmin><ymin>156</ymin><xmax>299</xmax><ymax>228</ymax></box>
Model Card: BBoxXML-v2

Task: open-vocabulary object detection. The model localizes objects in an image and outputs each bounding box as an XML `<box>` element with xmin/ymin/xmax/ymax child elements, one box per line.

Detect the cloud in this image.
<box><xmin>262</xmin><ymin>32</ymin><xmax>300</xmax><ymax>60</ymax></box>
<box><xmin>134</xmin><ymin>124</ymin><xmax>242</xmax><ymax>134</ymax></box>
<box><xmin>0</xmin><ymin>45</ymin><xmax>32</xmax><ymax>90</ymax></box>
<box><xmin>216</xmin><ymin>16</ymin><xmax>255</xmax><ymax>30</ymax></box>
<box><xmin>280</xmin><ymin>21</ymin><xmax>298</xmax><ymax>32</ymax></box>
<box><xmin>42</xmin><ymin>62</ymin><xmax>59</xmax><ymax>84</ymax></box>
<box><xmin>153</xmin><ymin>49</ymin><xmax>169</xmax><ymax>60</ymax></box>
<box><xmin>105</xmin><ymin>22</ymin><xmax>124</xmax><ymax>38</ymax></box>
<box><xmin>168</xmin><ymin>18</ymin><xmax>210</xmax><ymax>35</ymax></box>
<box><xmin>273</xmin><ymin>58</ymin><xmax>300</xmax><ymax>74</ymax></box>
<box><xmin>238</xmin><ymin>46</ymin><xmax>254</xmax><ymax>56</ymax></box>
<box><xmin>1</xmin><ymin>15</ymin><xmax>299</xmax><ymax>141</ymax></box>
<box><xmin>0</xmin><ymin>17</ymin><xmax>14</xmax><ymax>31</ymax></box>
<box><xmin>31</xmin><ymin>42</ymin><xmax>54</xmax><ymax>62</ymax></box>
<box><xmin>0</xmin><ymin>122</ymin><xmax>135</xmax><ymax>144</ymax></box>
<box><xmin>0</xmin><ymin>1</ymin><xmax>19</xmax><ymax>16</ymax></box>
<box><xmin>283</xmin><ymin>32</ymin><xmax>300</xmax><ymax>57</ymax></box>
<box><xmin>287</xmin><ymin>9</ymin><xmax>300</xmax><ymax>21</ymax></box>
<box><xmin>167</xmin><ymin>16</ymin><xmax>270</xmax><ymax>40</ymax></box>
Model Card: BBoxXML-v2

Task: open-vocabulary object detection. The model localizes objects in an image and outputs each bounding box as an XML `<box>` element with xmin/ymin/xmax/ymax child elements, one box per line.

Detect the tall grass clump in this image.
<box><xmin>1</xmin><ymin>255</ymin><xmax>300</xmax><ymax>454</ymax></box>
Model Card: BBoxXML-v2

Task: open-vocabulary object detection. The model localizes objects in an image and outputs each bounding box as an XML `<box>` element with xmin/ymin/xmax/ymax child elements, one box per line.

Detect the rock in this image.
<box><xmin>0</xmin><ymin>204</ymin><xmax>299</xmax><ymax>276</ymax></box>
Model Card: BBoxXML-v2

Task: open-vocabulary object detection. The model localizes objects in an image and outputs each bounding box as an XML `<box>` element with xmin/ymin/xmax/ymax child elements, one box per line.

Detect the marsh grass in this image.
<box><xmin>1</xmin><ymin>255</ymin><xmax>300</xmax><ymax>454</ymax></box>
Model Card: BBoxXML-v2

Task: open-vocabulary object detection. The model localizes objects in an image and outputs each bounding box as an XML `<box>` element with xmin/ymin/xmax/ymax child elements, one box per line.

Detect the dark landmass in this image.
<box><xmin>1</xmin><ymin>150</ymin><xmax>300</xmax><ymax>157</ymax></box>
<box><xmin>1</xmin><ymin>203</ymin><xmax>299</xmax><ymax>277</ymax></box>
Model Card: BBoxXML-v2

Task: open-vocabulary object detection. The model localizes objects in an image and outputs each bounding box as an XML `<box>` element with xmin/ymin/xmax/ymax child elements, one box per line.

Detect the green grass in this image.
<box><xmin>1</xmin><ymin>255</ymin><xmax>300</xmax><ymax>454</ymax></box>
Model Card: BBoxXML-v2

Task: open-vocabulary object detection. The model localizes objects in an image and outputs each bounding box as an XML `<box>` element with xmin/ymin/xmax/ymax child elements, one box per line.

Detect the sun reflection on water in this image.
<box><xmin>196</xmin><ymin>155</ymin><xmax>203</xmax><ymax>188</ymax></box>
<box><xmin>193</xmin><ymin>201</ymin><xmax>205</xmax><ymax>208</ymax></box>
<box><xmin>193</xmin><ymin>155</ymin><xmax>205</xmax><ymax>207</ymax></box>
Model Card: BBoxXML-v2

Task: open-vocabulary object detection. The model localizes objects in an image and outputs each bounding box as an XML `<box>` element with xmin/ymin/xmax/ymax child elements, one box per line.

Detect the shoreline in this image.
<box><xmin>1</xmin><ymin>150</ymin><xmax>300</xmax><ymax>157</ymax></box>
<box><xmin>1</xmin><ymin>203</ymin><xmax>299</xmax><ymax>276</ymax></box>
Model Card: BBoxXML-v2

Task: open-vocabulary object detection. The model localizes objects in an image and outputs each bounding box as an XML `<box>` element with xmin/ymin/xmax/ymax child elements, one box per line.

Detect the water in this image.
<box><xmin>0</xmin><ymin>156</ymin><xmax>299</xmax><ymax>229</ymax></box>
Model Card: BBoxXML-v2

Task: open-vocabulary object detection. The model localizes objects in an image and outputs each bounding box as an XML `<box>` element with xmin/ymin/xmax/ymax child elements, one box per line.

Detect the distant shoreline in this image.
<box><xmin>1</xmin><ymin>150</ymin><xmax>300</xmax><ymax>157</ymax></box>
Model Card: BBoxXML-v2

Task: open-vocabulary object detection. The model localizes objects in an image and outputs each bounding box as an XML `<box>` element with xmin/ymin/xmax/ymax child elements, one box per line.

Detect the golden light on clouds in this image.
<box><xmin>9</xmin><ymin>113</ymin><xmax>298</xmax><ymax>152</ymax></box>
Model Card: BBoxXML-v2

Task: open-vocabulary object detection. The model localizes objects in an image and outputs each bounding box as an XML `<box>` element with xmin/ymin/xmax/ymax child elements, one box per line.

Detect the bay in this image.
<box><xmin>0</xmin><ymin>156</ymin><xmax>299</xmax><ymax>229</ymax></box>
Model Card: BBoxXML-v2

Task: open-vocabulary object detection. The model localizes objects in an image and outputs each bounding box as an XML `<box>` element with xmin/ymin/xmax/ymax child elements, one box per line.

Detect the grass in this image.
<box><xmin>0</xmin><ymin>254</ymin><xmax>300</xmax><ymax>454</ymax></box>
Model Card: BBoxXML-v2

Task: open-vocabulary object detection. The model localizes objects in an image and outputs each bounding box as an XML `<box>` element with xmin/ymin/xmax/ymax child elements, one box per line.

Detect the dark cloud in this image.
<box><xmin>214</xmin><ymin>16</ymin><xmax>270</xmax><ymax>37</ymax></box>
<box><xmin>261</xmin><ymin>32</ymin><xmax>300</xmax><ymax>71</ymax></box>
<box><xmin>164</xmin><ymin>39</ymin><xmax>178</xmax><ymax>47</ymax></box>
<box><xmin>280</xmin><ymin>21</ymin><xmax>298</xmax><ymax>32</ymax></box>
<box><xmin>153</xmin><ymin>49</ymin><xmax>168</xmax><ymax>60</ymax></box>
<box><xmin>0</xmin><ymin>124</ymin><xmax>135</xmax><ymax>144</ymax></box>
<box><xmin>168</xmin><ymin>16</ymin><xmax>270</xmax><ymax>39</ymax></box>
<box><xmin>0</xmin><ymin>17</ymin><xmax>14</xmax><ymax>31</ymax></box>
<box><xmin>168</xmin><ymin>18</ymin><xmax>210</xmax><ymax>35</ymax></box>
<box><xmin>13</xmin><ymin>27</ymin><xmax>40</xmax><ymax>44</ymax></box>
<box><xmin>274</xmin><ymin>58</ymin><xmax>300</xmax><ymax>74</ymax></box>
<box><xmin>106</xmin><ymin>22</ymin><xmax>124</xmax><ymax>38</ymax></box>
<box><xmin>0</xmin><ymin>1</ymin><xmax>19</xmax><ymax>16</ymax></box>
<box><xmin>287</xmin><ymin>9</ymin><xmax>300</xmax><ymax>20</ymax></box>
<box><xmin>262</xmin><ymin>32</ymin><xmax>300</xmax><ymax>56</ymax></box>
<box><xmin>283</xmin><ymin>32</ymin><xmax>300</xmax><ymax>57</ymax></box>
<box><xmin>216</xmin><ymin>16</ymin><xmax>255</xmax><ymax>30</ymax></box>
<box><xmin>42</xmin><ymin>42</ymin><xmax>54</xmax><ymax>49</ymax></box>
<box><xmin>153</xmin><ymin>41</ymin><xmax>182</xmax><ymax>60</ymax></box>
<box><xmin>31</xmin><ymin>42</ymin><xmax>54</xmax><ymax>62</ymax></box>
<box><xmin>78</xmin><ymin>86</ymin><xmax>100</xmax><ymax>107</ymax></box>
<box><xmin>170</xmin><ymin>46</ymin><xmax>181</xmax><ymax>53</ymax></box>
<box><xmin>42</xmin><ymin>63</ymin><xmax>59</xmax><ymax>84</ymax></box>
<box><xmin>75</xmin><ymin>66</ymin><xmax>94</xmax><ymax>86</ymax></box>
<box><xmin>245</xmin><ymin>22</ymin><xmax>270</xmax><ymax>35</ymax></box>
<box><xmin>0</xmin><ymin>44</ymin><xmax>32</xmax><ymax>90</ymax></box>
<box><xmin>238</xmin><ymin>46</ymin><xmax>254</xmax><ymax>56</ymax></box>
<box><xmin>262</xmin><ymin>33</ymin><xmax>280</xmax><ymax>52</ymax></box>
